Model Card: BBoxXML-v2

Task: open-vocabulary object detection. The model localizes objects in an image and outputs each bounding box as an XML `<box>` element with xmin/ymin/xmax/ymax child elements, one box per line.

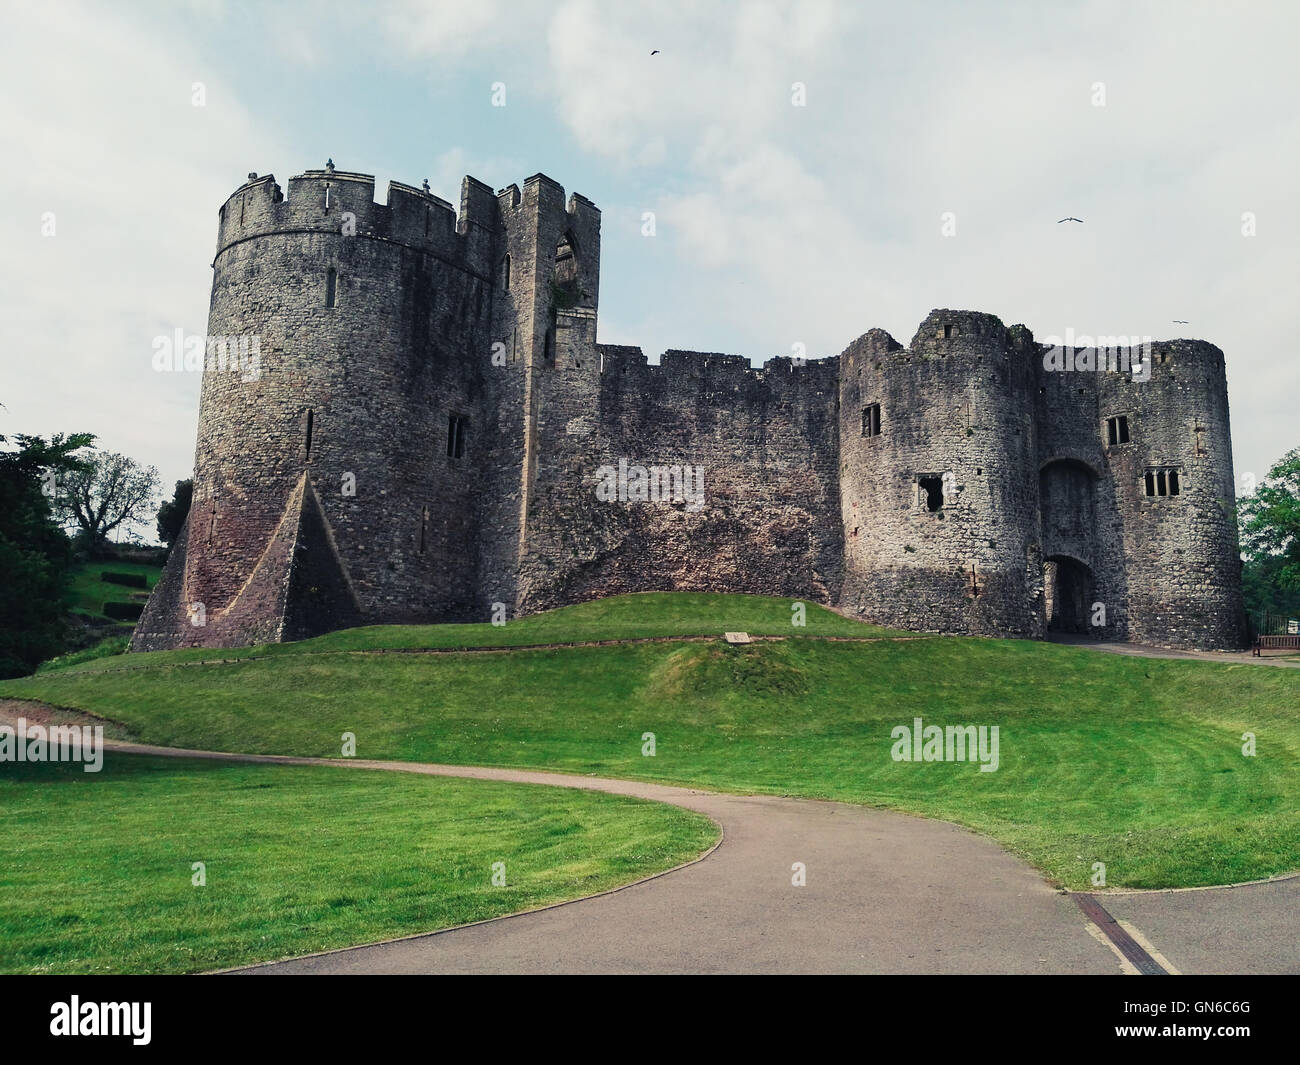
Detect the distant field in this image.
<box><xmin>65</xmin><ymin>561</ymin><xmax>161</xmax><ymax>623</ymax></box>
<box><xmin>4</xmin><ymin>593</ymin><xmax>1297</xmax><ymax>891</ymax></box>
<box><xmin>0</xmin><ymin>755</ymin><xmax>717</xmax><ymax>974</ymax></box>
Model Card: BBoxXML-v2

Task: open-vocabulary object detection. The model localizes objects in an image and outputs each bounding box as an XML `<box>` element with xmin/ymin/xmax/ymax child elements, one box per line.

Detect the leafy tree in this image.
<box><xmin>54</xmin><ymin>449</ymin><xmax>160</xmax><ymax>556</ymax></box>
<box><xmin>0</xmin><ymin>431</ymin><xmax>95</xmax><ymax>677</ymax></box>
<box><xmin>1239</xmin><ymin>448</ymin><xmax>1300</xmax><ymax>627</ymax></box>
<box><xmin>156</xmin><ymin>478</ymin><xmax>193</xmax><ymax>547</ymax></box>
<box><xmin>1239</xmin><ymin>449</ymin><xmax>1300</xmax><ymax>587</ymax></box>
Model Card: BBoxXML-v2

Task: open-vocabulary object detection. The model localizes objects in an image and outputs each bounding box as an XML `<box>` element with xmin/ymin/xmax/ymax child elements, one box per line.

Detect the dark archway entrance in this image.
<box><xmin>1044</xmin><ymin>555</ymin><xmax>1095</xmax><ymax>633</ymax></box>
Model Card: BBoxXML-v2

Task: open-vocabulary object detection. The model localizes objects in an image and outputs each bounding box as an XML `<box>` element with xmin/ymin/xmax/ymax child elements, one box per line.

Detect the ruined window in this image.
<box><xmin>918</xmin><ymin>475</ymin><xmax>944</xmax><ymax>512</ymax></box>
<box><xmin>326</xmin><ymin>268</ymin><xmax>337</xmax><ymax>308</ymax></box>
<box><xmin>1145</xmin><ymin>466</ymin><xmax>1181</xmax><ymax>497</ymax></box>
<box><xmin>1106</xmin><ymin>415</ymin><xmax>1130</xmax><ymax>445</ymax></box>
<box><xmin>943</xmin><ymin>324</ymin><xmax>955</xmax><ymax>339</ymax></box>
<box><xmin>447</xmin><ymin>414</ymin><xmax>466</xmax><ymax>460</ymax></box>
<box><xmin>555</xmin><ymin>234</ymin><xmax>578</xmax><ymax>287</ymax></box>
<box><xmin>304</xmin><ymin>409</ymin><xmax>314</xmax><ymax>461</ymax></box>
<box><xmin>862</xmin><ymin>403</ymin><xmax>881</xmax><ymax>437</ymax></box>
<box><xmin>1194</xmin><ymin>425</ymin><xmax>1207</xmax><ymax>457</ymax></box>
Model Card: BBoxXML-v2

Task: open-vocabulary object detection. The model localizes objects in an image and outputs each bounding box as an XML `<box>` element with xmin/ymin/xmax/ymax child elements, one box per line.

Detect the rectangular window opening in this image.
<box><xmin>918</xmin><ymin>475</ymin><xmax>944</xmax><ymax>512</ymax></box>
<box><xmin>1145</xmin><ymin>466</ymin><xmax>1182</xmax><ymax>498</ymax></box>
<box><xmin>1106</xmin><ymin>415</ymin><xmax>1130</xmax><ymax>445</ymax></box>
<box><xmin>326</xmin><ymin>268</ymin><xmax>337</xmax><ymax>308</ymax></box>
<box><xmin>862</xmin><ymin>403</ymin><xmax>881</xmax><ymax>437</ymax></box>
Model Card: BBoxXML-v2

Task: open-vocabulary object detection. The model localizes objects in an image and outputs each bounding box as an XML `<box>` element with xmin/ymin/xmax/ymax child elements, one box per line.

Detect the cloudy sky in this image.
<box><xmin>2</xmin><ymin>0</ymin><xmax>1296</xmax><ymax>528</ymax></box>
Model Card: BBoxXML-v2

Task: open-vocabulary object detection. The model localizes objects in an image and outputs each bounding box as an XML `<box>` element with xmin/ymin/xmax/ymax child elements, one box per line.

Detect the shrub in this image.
<box><xmin>103</xmin><ymin>602</ymin><xmax>143</xmax><ymax>621</ymax></box>
<box><xmin>101</xmin><ymin>571</ymin><xmax>148</xmax><ymax>589</ymax></box>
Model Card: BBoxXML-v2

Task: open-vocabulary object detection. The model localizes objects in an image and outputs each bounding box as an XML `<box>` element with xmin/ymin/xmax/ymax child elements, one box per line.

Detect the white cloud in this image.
<box><xmin>0</xmin><ymin>1</ymin><xmax>278</xmax><ymax>502</ymax></box>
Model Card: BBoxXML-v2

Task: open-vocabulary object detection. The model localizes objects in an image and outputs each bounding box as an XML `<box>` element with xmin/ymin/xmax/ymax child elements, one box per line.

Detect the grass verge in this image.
<box><xmin>0</xmin><ymin>754</ymin><xmax>717</xmax><ymax>974</ymax></box>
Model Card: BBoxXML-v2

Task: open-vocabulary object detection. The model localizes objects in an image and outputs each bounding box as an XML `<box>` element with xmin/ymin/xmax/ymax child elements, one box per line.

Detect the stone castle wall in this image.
<box><xmin>131</xmin><ymin>164</ymin><xmax>1248</xmax><ymax>653</ymax></box>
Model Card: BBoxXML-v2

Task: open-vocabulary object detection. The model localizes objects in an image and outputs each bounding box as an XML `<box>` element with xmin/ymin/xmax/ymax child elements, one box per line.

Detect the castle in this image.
<box><xmin>131</xmin><ymin>163</ymin><xmax>1248</xmax><ymax>653</ymax></box>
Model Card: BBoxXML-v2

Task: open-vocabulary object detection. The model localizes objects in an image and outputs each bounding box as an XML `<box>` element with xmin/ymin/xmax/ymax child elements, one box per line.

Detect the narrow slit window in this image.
<box><xmin>862</xmin><ymin>403</ymin><xmax>881</xmax><ymax>437</ymax></box>
<box><xmin>325</xmin><ymin>268</ymin><xmax>337</xmax><ymax>308</ymax></box>
<box><xmin>304</xmin><ymin>409</ymin><xmax>314</xmax><ymax>461</ymax></box>
<box><xmin>503</xmin><ymin>253</ymin><xmax>511</xmax><ymax>291</ymax></box>
<box><xmin>419</xmin><ymin>505</ymin><xmax>428</xmax><ymax>554</ymax></box>
<box><xmin>447</xmin><ymin>414</ymin><xmax>466</xmax><ymax>460</ymax></box>
<box><xmin>1194</xmin><ymin>426</ymin><xmax>1207</xmax><ymax>457</ymax></box>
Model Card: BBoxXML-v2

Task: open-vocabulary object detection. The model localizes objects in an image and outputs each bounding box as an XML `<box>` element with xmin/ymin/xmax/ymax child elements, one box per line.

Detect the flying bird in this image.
<box><xmin>650</xmin><ymin>49</ymin><xmax>659</xmax><ymax>55</ymax></box>
<box><xmin>1057</xmin><ymin>217</ymin><xmax>1083</xmax><ymax>223</ymax></box>
<box><xmin>1172</xmin><ymin>320</ymin><xmax>1189</xmax><ymax>324</ymax></box>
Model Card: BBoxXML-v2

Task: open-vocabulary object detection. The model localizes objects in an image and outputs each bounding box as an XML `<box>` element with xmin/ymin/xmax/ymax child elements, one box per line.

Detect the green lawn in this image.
<box><xmin>65</xmin><ymin>561</ymin><xmax>162</xmax><ymax>623</ymax></box>
<box><xmin>4</xmin><ymin>593</ymin><xmax>1296</xmax><ymax>891</ymax></box>
<box><xmin>0</xmin><ymin>755</ymin><xmax>717</xmax><ymax>975</ymax></box>
<box><xmin>39</xmin><ymin>591</ymin><xmax>901</xmax><ymax>675</ymax></box>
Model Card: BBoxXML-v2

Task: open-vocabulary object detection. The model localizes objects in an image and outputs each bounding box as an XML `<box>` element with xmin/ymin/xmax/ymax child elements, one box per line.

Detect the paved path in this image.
<box><xmin>73</xmin><ymin>740</ymin><xmax>1286</xmax><ymax>976</ymax></box>
<box><xmin>1049</xmin><ymin>633</ymin><xmax>1300</xmax><ymax>667</ymax></box>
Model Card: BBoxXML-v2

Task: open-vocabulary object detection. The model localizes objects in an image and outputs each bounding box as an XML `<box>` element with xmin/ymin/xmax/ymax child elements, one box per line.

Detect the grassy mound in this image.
<box><xmin>38</xmin><ymin>592</ymin><xmax>899</xmax><ymax>675</ymax></box>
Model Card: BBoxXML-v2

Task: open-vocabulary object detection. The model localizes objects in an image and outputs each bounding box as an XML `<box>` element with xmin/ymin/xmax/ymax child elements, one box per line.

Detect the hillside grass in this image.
<box><xmin>38</xmin><ymin>592</ymin><xmax>901</xmax><ymax>675</ymax></box>
<box><xmin>3</xmin><ymin>592</ymin><xmax>1296</xmax><ymax>891</ymax></box>
<box><xmin>0</xmin><ymin>755</ymin><xmax>717</xmax><ymax>975</ymax></box>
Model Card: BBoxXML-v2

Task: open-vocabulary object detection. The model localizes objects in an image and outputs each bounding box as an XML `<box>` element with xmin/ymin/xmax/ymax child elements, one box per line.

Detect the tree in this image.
<box><xmin>55</xmin><ymin>449</ymin><xmax>161</xmax><ymax>556</ymax></box>
<box><xmin>1238</xmin><ymin>447</ymin><xmax>1300</xmax><ymax>617</ymax></box>
<box><xmin>156</xmin><ymin>478</ymin><xmax>193</xmax><ymax>547</ymax></box>
<box><xmin>0</xmin><ymin>431</ymin><xmax>95</xmax><ymax>677</ymax></box>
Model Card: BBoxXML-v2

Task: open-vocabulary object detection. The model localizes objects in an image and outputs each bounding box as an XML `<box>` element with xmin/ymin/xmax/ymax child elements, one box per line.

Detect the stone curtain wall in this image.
<box><xmin>513</xmin><ymin>344</ymin><xmax>844</xmax><ymax>614</ymax></box>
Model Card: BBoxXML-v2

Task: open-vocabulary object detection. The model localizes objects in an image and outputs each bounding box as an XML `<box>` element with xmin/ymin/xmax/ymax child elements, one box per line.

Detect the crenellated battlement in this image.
<box><xmin>215</xmin><ymin>164</ymin><xmax>501</xmax><ymax>272</ymax></box>
<box><xmin>596</xmin><ymin>345</ymin><xmax>836</xmax><ymax>394</ymax></box>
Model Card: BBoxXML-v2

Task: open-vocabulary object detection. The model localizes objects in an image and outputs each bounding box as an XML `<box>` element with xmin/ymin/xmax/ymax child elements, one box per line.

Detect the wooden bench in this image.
<box><xmin>1253</xmin><ymin>634</ymin><xmax>1300</xmax><ymax>656</ymax></box>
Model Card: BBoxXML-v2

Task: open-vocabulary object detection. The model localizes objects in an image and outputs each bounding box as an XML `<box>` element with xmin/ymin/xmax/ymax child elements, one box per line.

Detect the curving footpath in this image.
<box><xmin>86</xmin><ymin>740</ymin><xmax>1296</xmax><ymax>976</ymax></box>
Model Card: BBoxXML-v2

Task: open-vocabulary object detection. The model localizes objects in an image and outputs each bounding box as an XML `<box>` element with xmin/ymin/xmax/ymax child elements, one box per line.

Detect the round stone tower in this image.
<box><xmin>134</xmin><ymin>164</ymin><xmax>500</xmax><ymax>649</ymax></box>
<box><xmin>1101</xmin><ymin>339</ymin><xmax>1246</xmax><ymax>647</ymax></box>
<box><xmin>839</xmin><ymin>310</ymin><xmax>1044</xmax><ymax>637</ymax></box>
